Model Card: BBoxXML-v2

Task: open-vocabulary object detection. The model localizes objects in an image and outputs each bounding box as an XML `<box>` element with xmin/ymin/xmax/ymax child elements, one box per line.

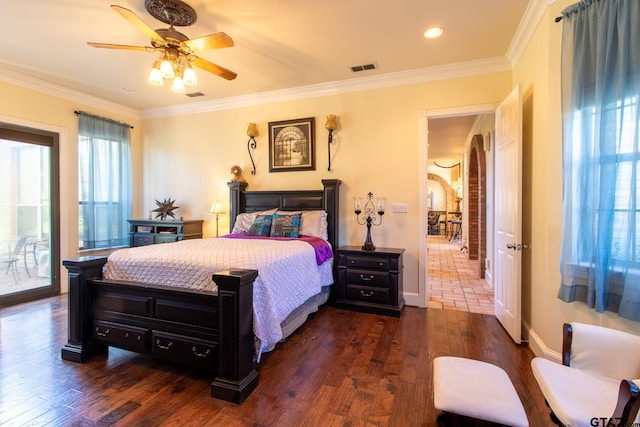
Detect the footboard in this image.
<box><xmin>61</xmin><ymin>256</ymin><xmax>259</xmax><ymax>403</ymax></box>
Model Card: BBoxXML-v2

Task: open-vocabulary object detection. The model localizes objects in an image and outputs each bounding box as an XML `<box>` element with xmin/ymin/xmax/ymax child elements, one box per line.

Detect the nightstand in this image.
<box><xmin>335</xmin><ymin>246</ymin><xmax>405</xmax><ymax>317</ymax></box>
<box><xmin>128</xmin><ymin>219</ymin><xmax>203</xmax><ymax>247</ymax></box>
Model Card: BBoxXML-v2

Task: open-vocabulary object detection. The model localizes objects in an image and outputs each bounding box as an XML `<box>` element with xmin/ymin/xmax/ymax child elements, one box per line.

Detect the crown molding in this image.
<box><xmin>0</xmin><ymin>64</ymin><xmax>141</xmax><ymax>120</ymax></box>
<box><xmin>507</xmin><ymin>0</ymin><xmax>554</xmax><ymax>66</ymax></box>
<box><xmin>141</xmin><ymin>56</ymin><xmax>512</xmax><ymax>119</ymax></box>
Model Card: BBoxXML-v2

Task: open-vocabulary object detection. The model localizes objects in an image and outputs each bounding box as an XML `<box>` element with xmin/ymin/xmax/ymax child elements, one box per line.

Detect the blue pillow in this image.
<box><xmin>246</xmin><ymin>215</ymin><xmax>273</xmax><ymax>236</ymax></box>
<box><xmin>270</xmin><ymin>213</ymin><xmax>302</xmax><ymax>238</ymax></box>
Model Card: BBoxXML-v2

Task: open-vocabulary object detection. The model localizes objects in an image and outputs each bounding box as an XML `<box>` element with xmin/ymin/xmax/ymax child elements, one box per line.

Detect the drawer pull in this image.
<box><xmin>379</xmin><ymin>262</ymin><xmax>384</xmax><ymax>266</ymax></box>
<box><xmin>95</xmin><ymin>327</ymin><xmax>110</xmax><ymax>337</ymax></box>
<box><xmin>360</xmin><ymin>290</ymin><xmax>375</xmax><ymax>297</ymax></box>
<box><xmin>155</xmin><ymin>339</ymin><xmax>173</xmax><ymax>350</ymax></box>
<box><xmin>360</xmin><ymin>274</ymin><xmax>375</xmax><ymax>281</ymax></box>
<box><xmin>124</xmin><ymin>332</ymin><xmax>142</xmax><ymax>341</ymax></box>
<box><xmin>192</xmin><ymin>347</ymin><xmax>211</xmax><ymax>358</ymax></box>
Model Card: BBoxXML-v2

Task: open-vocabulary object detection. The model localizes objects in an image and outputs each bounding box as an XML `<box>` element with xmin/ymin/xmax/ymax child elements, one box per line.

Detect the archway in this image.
<box><xmin>427</xmin><ymin>173</ymin><xmax>457</xmax><ymax>213</ymax></box>
<box><xmin>467</xmin><ymin>134</ymin><xmax>487</xmax><ymax>278</ymax></box>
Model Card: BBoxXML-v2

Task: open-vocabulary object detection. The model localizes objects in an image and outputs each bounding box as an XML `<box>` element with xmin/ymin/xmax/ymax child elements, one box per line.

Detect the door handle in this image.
<box><xmin>506</xmin><ymin>243</ymin><xmax>530</xmax><ymax>250</ymax></box>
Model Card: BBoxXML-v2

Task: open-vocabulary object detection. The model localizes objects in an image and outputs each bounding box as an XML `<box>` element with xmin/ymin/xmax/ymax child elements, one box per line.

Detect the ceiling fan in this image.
<box><xmin>88</xmin><ymin>0</ymin><xmax>237</xmax><ymax>87</ymax></box>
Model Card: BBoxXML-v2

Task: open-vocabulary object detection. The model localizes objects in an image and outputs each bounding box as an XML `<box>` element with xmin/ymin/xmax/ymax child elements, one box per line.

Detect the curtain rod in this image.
<box><xmin>555</xmin><ymin>15</ymin><xmax>563</xmax><ymax>22</ymax></box>
<box><xmin>74</xmin><ymin>110</ymin><xmax>134</xmax><ymax>129</ymax></box>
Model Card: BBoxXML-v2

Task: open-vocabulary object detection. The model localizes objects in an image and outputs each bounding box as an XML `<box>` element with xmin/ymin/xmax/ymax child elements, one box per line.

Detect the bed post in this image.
<box><xmin>322</xmin><ymin>179</ymin><xmax>341</xmax><ymax>248</ymax></box>
<box><xmin>228</xmin><ymin>181</ymin><xmax>249</xmax><ymax>233</ymax></box>
<box><xmin>61</xmin><ymin>256</ymin><xmax>108</xmax><ymax>362</ymax></box>
<box><xmin>211</xmin><ymin>269</ymin><xmax>259</xmax><ymax>404</ymax></box>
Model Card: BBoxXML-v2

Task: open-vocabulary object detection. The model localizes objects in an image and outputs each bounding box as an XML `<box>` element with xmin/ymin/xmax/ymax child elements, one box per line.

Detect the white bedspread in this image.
<box><xmin>103</xmin><ymin>237</ymin><xmax>333</xmax><ymax>359</ymax></box>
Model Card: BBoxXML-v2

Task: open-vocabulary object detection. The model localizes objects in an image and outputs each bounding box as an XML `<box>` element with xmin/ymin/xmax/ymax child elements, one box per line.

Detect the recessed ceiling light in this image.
<box><xmin>424</xmin><ymin>27</ymin><xmax>444</xmax><ymax>39</ymax></box>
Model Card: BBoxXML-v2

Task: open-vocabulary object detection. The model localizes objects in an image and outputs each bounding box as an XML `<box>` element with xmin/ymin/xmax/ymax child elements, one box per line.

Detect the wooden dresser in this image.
<box><xmin>128</xmin><ymin>219</ymin><xmax>203</xmax><ymax>247</ymax></box>
<box><xmin>335</xmin><ymin>246</ymin><xmax>405</xmax><ymax>317</ymax></box>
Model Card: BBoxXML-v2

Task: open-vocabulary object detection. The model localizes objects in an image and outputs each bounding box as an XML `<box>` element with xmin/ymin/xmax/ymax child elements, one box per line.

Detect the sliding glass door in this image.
<box><xmin>0</xmin><ymin>124</ymin><xmax>59</xmax><ymax>305</ymax></box>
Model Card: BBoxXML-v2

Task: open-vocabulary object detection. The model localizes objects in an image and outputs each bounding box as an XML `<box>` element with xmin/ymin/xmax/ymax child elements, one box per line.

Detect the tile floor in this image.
<box><xmin>427</xmin><ymin>235</ymin><xmax>495</xmax><ymax>315</ymax></box>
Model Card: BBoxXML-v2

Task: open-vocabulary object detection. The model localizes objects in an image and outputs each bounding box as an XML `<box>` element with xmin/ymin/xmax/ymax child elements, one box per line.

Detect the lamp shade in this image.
<box><xmin>171</xmin><ymin>76</ymin><xmax>185</xmax><ymax>93</ymax></box>
<box><xmin>247</xmin><ymin>123</ymin><xmax>258</xmax><ymax>137</ymax></box>
<box><xmin>325</xmin><ymin>114</ymin><xmax>337</xmax><ymax>131</ymax></box>
<box><xmin>209</xmin><ymin>201</ymin><xmax>225</xmax><ymax>214</ymax></box>
<box><xmin>148</xmin><ymin>66</ymin><xmax>164</xmax><ymax>86</ymax></box>
<box><xmin>183</xmin><ymin>66</ymin><xmax>197</xmax><ymax>86</ymax></box>
<box><xmin>160</xmin><ymin>58</ymin><xmax>175</xmax><ymax>79</ymax></box>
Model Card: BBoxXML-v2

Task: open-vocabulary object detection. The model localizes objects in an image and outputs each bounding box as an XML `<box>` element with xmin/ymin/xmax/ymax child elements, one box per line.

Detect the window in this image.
<box><xmin>558</xmin><ymin>0</ymin><xmax>640</xmax><ymax>320</ymax></box>
<box><xmin>77</xmin><ymin>112</ymin><xmax>132</xmax><ymax>249</ymax></box>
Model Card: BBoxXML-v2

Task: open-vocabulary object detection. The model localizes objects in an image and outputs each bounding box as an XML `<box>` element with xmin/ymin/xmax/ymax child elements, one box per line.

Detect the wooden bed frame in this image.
<box><xmin>61</xmin><ymin>179</ymin><xmax>341</xmax><ymax>404</ymax></box>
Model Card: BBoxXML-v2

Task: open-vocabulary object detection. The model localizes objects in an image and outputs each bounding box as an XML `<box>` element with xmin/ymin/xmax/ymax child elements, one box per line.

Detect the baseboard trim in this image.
<box><xmin>404</xmin><ymin>292</ymin><xmax>421</xmax><ymax>308</ymax></box>
<box><xmin>526</xmin><ymin>324</ymin><xmax>561</xmax><ymax>362</ymax></box>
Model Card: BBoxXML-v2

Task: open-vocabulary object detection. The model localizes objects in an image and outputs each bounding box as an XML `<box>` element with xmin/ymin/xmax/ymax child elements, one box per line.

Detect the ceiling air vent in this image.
<box><xmin>186</xmin><ymin>91</ymin><xmax>205</xmax><ymax>98</ymax></box>
<box><xmin>351</xmin><ymin>63</ymin><xmax>377</xmax><ymax>73</ymax></box>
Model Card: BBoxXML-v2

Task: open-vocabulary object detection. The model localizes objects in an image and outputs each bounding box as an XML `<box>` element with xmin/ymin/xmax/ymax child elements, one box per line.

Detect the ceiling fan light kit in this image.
<box><xmin>88</xmin><ymin>0</ymin><xmax>236</xmax><ymax>93</ymax></box>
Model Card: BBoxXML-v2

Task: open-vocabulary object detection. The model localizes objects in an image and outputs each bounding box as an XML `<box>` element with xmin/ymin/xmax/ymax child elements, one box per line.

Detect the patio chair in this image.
<box><xmin>0</xmin><ymin>237</ymin><xmax>27</xmax><ymax>283</ymax></box>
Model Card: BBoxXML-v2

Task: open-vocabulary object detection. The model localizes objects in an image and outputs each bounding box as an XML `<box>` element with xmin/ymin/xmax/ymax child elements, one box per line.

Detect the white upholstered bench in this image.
<box><xmin>433</xmin><ymin>356</ymin><xmax>529</xmax><ymax>427</ymax></box>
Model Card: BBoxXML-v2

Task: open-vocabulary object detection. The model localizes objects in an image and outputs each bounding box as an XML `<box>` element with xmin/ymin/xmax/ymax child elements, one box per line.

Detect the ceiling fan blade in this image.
<box><xmin>87</xmin><ymin>42</ymin><xmax>154</xmax><ymax>52</ymax></box>
<box><xmin>192</xmin><ymin>56</ymin><xmax>237</xmax><ymax>81</ymax></box>
<box><xmin>183</xmin><ymin>33</ymin><xmax>234</xmax><ymax>53</ymax></box>
<box><xmin>111</xmin><ymin>5</ymin><xmax>165</xmax><ymax>44</ymax></box>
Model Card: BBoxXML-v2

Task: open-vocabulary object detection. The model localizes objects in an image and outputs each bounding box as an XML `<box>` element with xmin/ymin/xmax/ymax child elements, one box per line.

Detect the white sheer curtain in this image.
<box><xmin>78</xmin><ymin>112</ymin><xmax>132</xmax><ymax>249</ymax></box>
<box><xmin>558</xmin><ymin>0</ymin><xmax>640</xmax><ymax>320</ymax></box>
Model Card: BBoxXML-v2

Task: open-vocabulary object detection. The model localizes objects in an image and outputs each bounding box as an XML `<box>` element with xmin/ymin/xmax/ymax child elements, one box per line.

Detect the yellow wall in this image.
<box><xmin>512</xmin><ymin>0</ymin><xmax>640</xmax><ymax>355</ymax></box>
<box><xmin>142</xmin><ymin>72</ymin><xmax>512</xmax><ymax>300</ymax></box>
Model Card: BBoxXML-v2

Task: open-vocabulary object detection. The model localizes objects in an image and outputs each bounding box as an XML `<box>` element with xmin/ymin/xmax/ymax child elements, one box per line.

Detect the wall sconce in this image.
<box><xmin>209</xmin><ymin>201</ymin><xmax>225</xmax><ymax>237</ymax></box>
<box><xmin>354</xmin><ymin>192</ymin><xmax>385</xmax><ymax>251</ymax></box>
<box><xmin>325</xmin><ymin>114</ymin><xmax>337</xmax><ymax>171</ymax></box>
<box><xmin>246</xmin><ymin>123</ymin><xmax>258</xmax><ymax>175</ymax></box>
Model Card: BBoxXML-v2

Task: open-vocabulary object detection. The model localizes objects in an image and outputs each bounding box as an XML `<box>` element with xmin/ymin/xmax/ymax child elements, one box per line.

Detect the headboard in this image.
<box><xmin>228</xmin><ymin>179</ymin><xmax>341</xmax><ymax>249</ymax></box>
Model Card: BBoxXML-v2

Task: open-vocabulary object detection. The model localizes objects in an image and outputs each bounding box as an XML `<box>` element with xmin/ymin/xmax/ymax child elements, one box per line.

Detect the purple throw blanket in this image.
<box><xmin>224</xmin><ymin>233</ymin><xmax>333</xmax><ymax>265</ymax></box>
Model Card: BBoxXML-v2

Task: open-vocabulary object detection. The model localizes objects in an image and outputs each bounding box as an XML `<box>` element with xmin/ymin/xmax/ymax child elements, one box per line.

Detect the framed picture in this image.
<box><xmin>268</xmin><ymin>117</ymin><xmax>315</xmax><ymax>172</ymax></box>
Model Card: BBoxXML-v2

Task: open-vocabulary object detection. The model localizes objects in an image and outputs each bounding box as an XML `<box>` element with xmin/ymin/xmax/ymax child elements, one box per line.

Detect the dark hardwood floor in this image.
<box><xmin>0</xmin><ymin>295</ymin><xmax>553</xmax><ymax>426</ymax></box>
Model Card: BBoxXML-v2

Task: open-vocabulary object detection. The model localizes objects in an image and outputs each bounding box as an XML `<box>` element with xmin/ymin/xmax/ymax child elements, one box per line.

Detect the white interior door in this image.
<box><xmin>494</xmin><ymin>85</ymin><xmax>523</xmax><ymax>344</ymax></box>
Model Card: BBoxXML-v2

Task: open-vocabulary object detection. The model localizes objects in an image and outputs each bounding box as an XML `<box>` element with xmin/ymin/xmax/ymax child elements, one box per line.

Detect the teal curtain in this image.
<box><xmin>78</xmin><ymin>112</ymin><xmax>132</xmax><ymax>249</ymax></box>
<box><xmin>558</xmin><ymin>0</ymin><xmax>640</xmax><ymax>320</ymax></box>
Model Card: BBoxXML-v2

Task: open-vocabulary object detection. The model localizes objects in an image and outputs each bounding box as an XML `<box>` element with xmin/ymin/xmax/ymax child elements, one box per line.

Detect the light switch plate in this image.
<box><xmin>392</xmin><ymin>203</ymin><xmax>409</xmax><ymax>213</ymax></box>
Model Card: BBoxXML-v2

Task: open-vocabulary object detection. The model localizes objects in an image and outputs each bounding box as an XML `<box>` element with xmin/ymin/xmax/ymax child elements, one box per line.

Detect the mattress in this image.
<box><xmin>103</xmin><ymin>236</ymin><xmax>334</xmax><ymax>359</ymax></box>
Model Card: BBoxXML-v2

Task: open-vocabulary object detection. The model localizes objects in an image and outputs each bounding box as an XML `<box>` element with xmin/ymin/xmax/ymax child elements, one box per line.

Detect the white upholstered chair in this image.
<box><xmin>531</xmin><ymin>323</ymin><xmax>640</xmax><ymax>426</ymax></box>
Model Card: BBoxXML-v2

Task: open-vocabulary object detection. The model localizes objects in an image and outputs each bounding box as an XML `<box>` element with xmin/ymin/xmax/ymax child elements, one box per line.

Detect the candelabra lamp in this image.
<box><xmin>354</xmin><ymin>192</ymin><xmax>386</xmax><ymax>251</ymax></box>
<box><xmin>246</xmin><ymin>122</ymin><xmax>258</xmax><ymax>175</ymax></box>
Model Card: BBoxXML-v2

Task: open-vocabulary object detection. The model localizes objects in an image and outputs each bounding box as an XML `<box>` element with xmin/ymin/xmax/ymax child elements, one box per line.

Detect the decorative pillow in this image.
<box><xmin>231</xmin><ymin>208</ymin><xmax>278</xmax><ymax>234</ymax></box>
<box><xmin>276</xmin><ymin>210</ymin><xmax>328</xmax><ymax>240</ymax></box>
<box><xmin>246</xmin><ymin>215</ymin><xmax>273</xmax><ymax>236</ymax></box>
<box><xmin>270</xmin><ymin>213</ymin><xmax>302</xmax><ymax>238</ymax></box>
